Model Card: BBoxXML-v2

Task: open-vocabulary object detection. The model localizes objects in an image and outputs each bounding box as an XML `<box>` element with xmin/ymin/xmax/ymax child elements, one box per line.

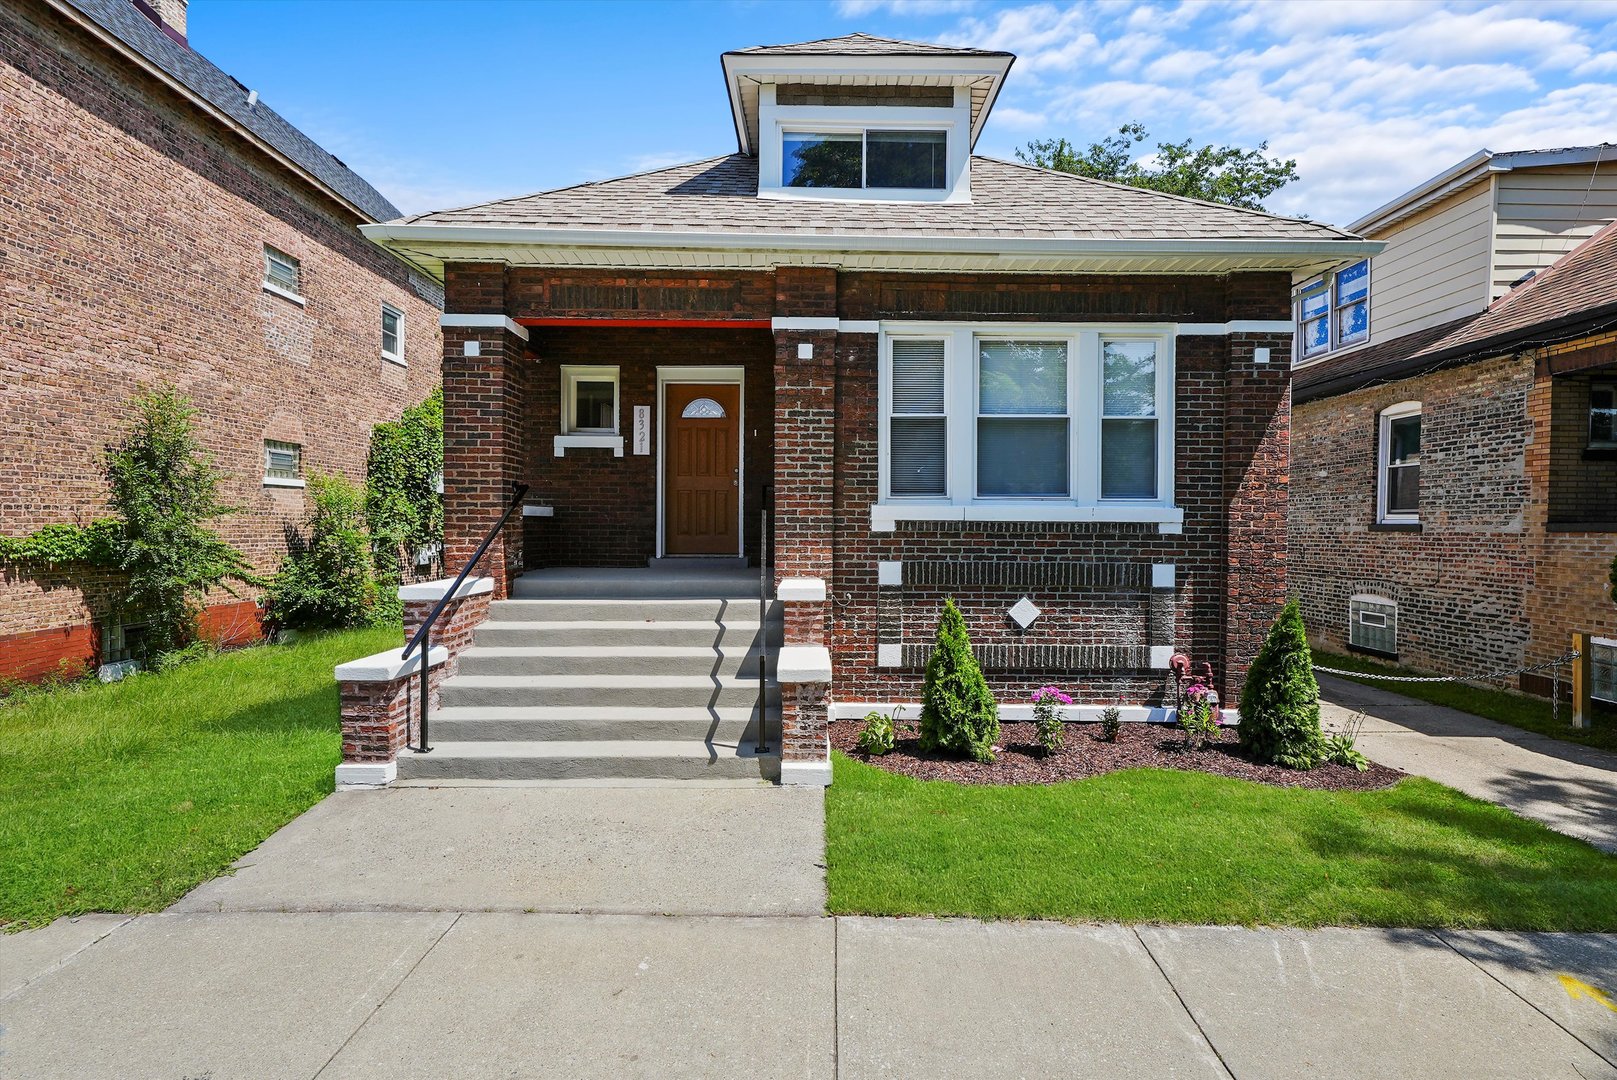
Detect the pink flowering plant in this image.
<box><xmin>1178</xmin><ymin>678</ymin><xmax>1222</xmax><ymax>750</ymax></box>
<box><xmin>1031</xmin><ymin>685</ymin><xmax>1071</xmax><ymax>757</ymax></box>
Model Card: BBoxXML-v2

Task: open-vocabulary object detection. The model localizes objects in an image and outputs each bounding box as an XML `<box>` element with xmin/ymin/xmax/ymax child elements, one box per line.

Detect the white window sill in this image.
<box><xmin>262</xmin><ymin>281</ymin><xmax>306</xmax><ymax>306</ymax></box>
<box><xmin>382</xmin><ymin>352</ymin><xmax>406</xmax><ymax>367</ymax></box>
<box><xmin>263</xmin><ymin>476</ymin><xmax>306</xmax><ymax>489</ymax></box>
<box><xmin>871</xmin><ymin>502</ymin><xmax>1184</xmax><ymax>533</ymax></box>
<box><xmin>554</xmin><ymin>434</ymin><xmax>624</xmax><ymax>457</ymax></box>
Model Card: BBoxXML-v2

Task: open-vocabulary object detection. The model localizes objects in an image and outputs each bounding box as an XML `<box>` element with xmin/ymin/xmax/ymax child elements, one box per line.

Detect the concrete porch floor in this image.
<box><xmin>512</xmin><ymin>565</ymin><xmax>763</xmax><ymax>600</ymax></box>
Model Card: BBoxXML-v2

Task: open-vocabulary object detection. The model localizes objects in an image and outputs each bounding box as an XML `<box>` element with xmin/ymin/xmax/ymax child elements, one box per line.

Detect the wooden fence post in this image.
<box><xmin>1571</xmin><ymin>631</ymin><xmax>1592</xmax><ymax>730</ymax></box>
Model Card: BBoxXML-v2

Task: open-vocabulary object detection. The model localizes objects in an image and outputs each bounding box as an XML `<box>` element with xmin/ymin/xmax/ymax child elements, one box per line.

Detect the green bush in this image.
<box><xmin>1100</xmin><ymin>705</ymin><xmax>1122</xmax><ymax>742</ymax></box>
<box><xmin>268</xmin><ymin>474</ymin><xmax>385</xmax><ymax>631</ymax></box>
<box><xmin>856</xmin><ymin>711</ymin><xmax>896</xmax><ymax>756</ymax></box>
<box><xmin>919</xmin><ymin>598</ymin><xmax>999</xmax><ymax>763</ymax></box>
<box><xmin>105</xmin><ymin>386</ymin><xmax>257</xmax><ymax>657</ymax></box>
<box><xmin>366</xmin><ymin>388</ymin><xmax>443</xmax><ymax>585</ymax></box>
<box><xmin>1238</xmin><ymin>600</ymin><xmax>1325</xmax><ymax>769</ymax></box>
<box><xmin>1032</xmin><ymin>686</ymin><xmax>1069</xmax><ymax>757</ymax></box>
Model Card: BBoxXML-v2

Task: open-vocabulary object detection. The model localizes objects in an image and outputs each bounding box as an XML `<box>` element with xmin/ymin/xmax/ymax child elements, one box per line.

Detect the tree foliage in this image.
<box><xmin>104</xmin><ymin>386</ymin><xmax>257</xmax><ymax>656</ymax></box>
<box><xmin>1017</xmin><ymin>122</ymin><xmax>1300</xmax><ymax>211</ymax></box>
<box><xmin>920</xmin><ymin>598</ymin><xmax>1000</xmax><ymax>762</ymax></box>
<box><xmin>1237</xmin><ymin>601</ymin><xmax>1325</xmax><ymax>769</ymax></box>
<box><xmin>366</xmin><ymin>387</ymin><xmax>443</xmax><ymax>585</ymax></box>
<box><xmin>269</xmin><ymin>473</ymin><xmax>386</xmax><ymax>631</ymax></box>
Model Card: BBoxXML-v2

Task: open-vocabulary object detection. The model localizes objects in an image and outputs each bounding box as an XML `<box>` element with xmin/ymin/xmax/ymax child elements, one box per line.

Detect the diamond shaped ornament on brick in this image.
<box><xmin>1008</xmin><ymin>596</ymin><xmax>1041</xmax><ymax>629</ymax></box>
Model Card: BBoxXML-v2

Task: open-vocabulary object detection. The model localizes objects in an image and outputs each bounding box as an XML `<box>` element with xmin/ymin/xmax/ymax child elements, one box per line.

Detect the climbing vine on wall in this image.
<box><xmin>0</xmin><ymin>519</ymin><xmax>122</xmax><ymax>568</ymax></box>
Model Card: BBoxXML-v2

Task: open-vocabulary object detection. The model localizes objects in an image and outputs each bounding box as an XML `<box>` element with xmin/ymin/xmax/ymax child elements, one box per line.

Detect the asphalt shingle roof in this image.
<box><xmin>725</xmin><ymin>32</ymin><xmax>1010</xmax><ymax>57</ymax></box>
<box><xmin>400</xmin><ymin>154</ymin><xmax>1358</xmax><ymax>242</ymax></box>
<box><xmin>68</xmin><ymin>0</ymin><xmax>401</xmax><ymax>223</ymax></box>
<box><xmin>1295</xmin><ymin>220</ymin><xmax>1617</xmax><ymax>401</ymax></box>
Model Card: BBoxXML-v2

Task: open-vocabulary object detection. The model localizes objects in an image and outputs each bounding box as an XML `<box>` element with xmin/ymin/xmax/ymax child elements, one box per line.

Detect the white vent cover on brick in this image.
<box><xmin>1008</xmin><ymin>596</ymin><xmax>1041</xmax><ymax>629</ymax></box>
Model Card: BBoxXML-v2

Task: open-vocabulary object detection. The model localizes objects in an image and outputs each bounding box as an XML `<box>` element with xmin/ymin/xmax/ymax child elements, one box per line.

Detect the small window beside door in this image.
<box><xmin>562</xmin><ymin>366</ymin><xmax>619</xmax><ymax>433</ymax></box>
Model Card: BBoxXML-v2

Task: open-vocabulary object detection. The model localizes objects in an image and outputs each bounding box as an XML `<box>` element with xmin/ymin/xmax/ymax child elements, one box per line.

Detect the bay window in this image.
<box><xmin>879</xmin><ymin>326</ymin><xmax>1176</xmax><ymax>524</ymax></box>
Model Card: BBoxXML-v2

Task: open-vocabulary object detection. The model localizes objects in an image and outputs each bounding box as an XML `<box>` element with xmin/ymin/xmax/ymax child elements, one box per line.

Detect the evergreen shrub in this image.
<box><xmin>919</xmin><ymin>598</ymin><xmax>999</xmax><ymax>762</ymax></box>
<box><xmin>1237</xmin><ymin>600</ymin><xmax>1325</xmax><ymax>769</ymax></box>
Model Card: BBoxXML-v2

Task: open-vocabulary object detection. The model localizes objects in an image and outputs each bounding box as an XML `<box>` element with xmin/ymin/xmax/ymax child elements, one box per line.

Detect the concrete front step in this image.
<box><xmin>431</xmin><ymin>705</ymin><xmax>774</xmax><ymax>742</ymax></box>
<box><xmin>512</xmin><ymin>567</ymin><xmax>764</xmax><ymax>600</ymax></box>
<box><xmin>394</xmin><ymin>740</ymin><xmax>781</xmax><ymax>782</ymax></box>
<box><xmin>439</xmin><ymin>674</ymin><xmax>781</xmax><ymax>709</ymax></box>
<box><xmin>456</xmin><ymin>645</ymin><xmax>765</xmax><ymax>678</ymax></box>
<box><xmin>489</xmin><ymin>598</ymin><xmax>781</xmax><ymax>623</ymax></box>
<box><xmin>472</xmin><ymin>619</ymin><xmax>781</xmax><ymax>649</ymax></box>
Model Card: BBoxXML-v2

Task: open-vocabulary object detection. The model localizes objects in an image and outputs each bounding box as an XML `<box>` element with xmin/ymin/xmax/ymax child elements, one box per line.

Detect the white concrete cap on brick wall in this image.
<box><xmin>780</xmin><ymin>759</ymin><xmax>832</xmax><ymax>787</ymax></box>
<box><xmin>335</xmin><ymin>760</ymin><xmax>397</xmax><ymax>787</ymax></box>
<box><xmin>334</xmin><ymin>645</ymin><xmax>448</xmax><ymax>683</ymax></box>
<box><xmin>1152</xmin><ymin>563</ymin><xmax>1176</xmax><ymax>589</ymax></box>
<box><xmin>877</xmin><ymin>561</ymin><xmax>902</xmax><ymax>586</ymax></box>
<box><xmin>397</xmin><ymin>576</ymin><xmax>495</xmax><ymax>602</ymax></box>
<box><xmin>777</xmin><ymin>577</ymin><xmax>826</xmax><ymax>602</ymax></box>
<box><xmin>776</xmin><ymin>644</ymin><xmax>832</xmax><ymax>683</ymax></box>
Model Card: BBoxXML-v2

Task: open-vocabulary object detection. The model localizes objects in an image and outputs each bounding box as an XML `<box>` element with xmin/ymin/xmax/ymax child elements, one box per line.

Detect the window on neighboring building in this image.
<box><xmin>263</xmin><ymin>246</ymin><xmax>302</xmax><ymax>299</ymax></box>
<box><xmin>381</xmin><ymin>303</ymin><xmax>405</xmax><ymax>365</ymax></box>
<box><xmin>1590</xmin><ymin>382</ymin><xmax>1616</xmax><ymax>447</ymax></box>
<box><xmin>879</xmin><ymin>328</ymin><xmax>1174</xmax><ymax>513</ymax></box>
<box><xmin>1377</xmin><ymin>401</ymin><xmax>1421</xmax><ymax>524</ymax></box>
<box><xmin>561</xmin><ymin>366</ymin><xmax>618</xmax><ymax>433</ymax></box>
<box><xmin>1592</xmin><ymin>637</ymin><xmax>1617</xmax><ymax>705</ymax></box>
<box><xmin>1296</xmin><ymin>259</ymin><xmax>1369</xmax><ymax>359</ymax></box>
<box><xmin>782</xmin><ymin>129</ymin><xmax>947</xmax><ymax>190</ymax></box>
<box><xmin>1348</xmin><ymin>595</ymin><xmax>1398</xmax><ymax>657</ymax></box>
<box><xmin>264</xmin><ymin>439</ymin><xmax>302</xmax><ymax>485</ymax></box>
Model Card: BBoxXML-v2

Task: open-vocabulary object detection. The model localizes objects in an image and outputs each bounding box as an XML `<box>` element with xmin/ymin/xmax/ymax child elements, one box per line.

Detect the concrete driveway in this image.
<box><xmin>3</xmin><ymin>784</ymin><xmax>1615</xmax><ymax>1079</ymax></box>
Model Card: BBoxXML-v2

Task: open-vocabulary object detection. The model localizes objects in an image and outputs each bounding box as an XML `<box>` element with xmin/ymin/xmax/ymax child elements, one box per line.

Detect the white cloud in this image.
<box><xmin>834</xmin><ymin>0</ymin><xmax>976</xmax><ymax>15</ymax></box>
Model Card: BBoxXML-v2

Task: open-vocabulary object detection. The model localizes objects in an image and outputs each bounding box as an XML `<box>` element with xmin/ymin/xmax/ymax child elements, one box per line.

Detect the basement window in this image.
<box><xmin>1349</xmin><ymin>595</ymin><xmax>1398</xmax><ymax>657</ymax></box>
<box><xmin>1592</xmin><ymin>638</ymin><xmax>1616</xmax><ymax>705</ymax></box>
<box><xmin>262</xmin><ymin>246</ymin><xmax>303</xmax><ymax>304</ymax></box>
<box><xmin>381</xmin><ymin>303</ymin><xmax>405</xmax><ymax>365</ymax></box>
<box><xmin>264</xmin><ymin>439</ymin><xmax>303</xmax><ymax>487</ymax></box>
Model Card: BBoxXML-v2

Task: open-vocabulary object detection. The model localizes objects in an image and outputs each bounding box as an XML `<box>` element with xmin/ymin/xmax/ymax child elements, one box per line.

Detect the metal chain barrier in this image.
<box><xmin>1313</xmin><ymin>650</ymin><xmax>1582</xmax><ymax>726</ymax></box>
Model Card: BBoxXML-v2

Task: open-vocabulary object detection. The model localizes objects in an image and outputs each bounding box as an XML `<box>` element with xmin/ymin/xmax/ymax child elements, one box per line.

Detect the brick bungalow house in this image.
<box><xmin>1290</xmin><ymin>147</ymin><xmax>1617</xmax><ymax>706</ymax></box>
<box><xmin>1</xmin><ymin>0</ymin><xmax>442</xmax><ymax>682</ymax></box>
<box><xmin>350</xmin><ymin>33</ymin><xmax>1378</xmax><ymax>787</ymax></box>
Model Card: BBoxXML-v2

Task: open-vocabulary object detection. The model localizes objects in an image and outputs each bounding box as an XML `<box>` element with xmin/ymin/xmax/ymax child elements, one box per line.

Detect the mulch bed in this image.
<box><xmin>830</xmin><ymin>720</ymin><xmax>1405</xmax><ymax>791</ymax></box>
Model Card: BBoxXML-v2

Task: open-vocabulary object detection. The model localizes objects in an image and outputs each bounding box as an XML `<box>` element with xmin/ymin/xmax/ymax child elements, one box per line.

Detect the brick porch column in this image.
<box><xmin>1222</xmin><ymin>273</ymin><xmax>1294</xmax><ymax>703</ymax></box>
<box><xmin>441</xmin><ymin>263</ymin><xmax>530</xmax><ymax>599</ymax></box>
<box><xmin>771</xmin><ymin>266</ymin><xmax>839</xmax><ymax>786</ymax></box>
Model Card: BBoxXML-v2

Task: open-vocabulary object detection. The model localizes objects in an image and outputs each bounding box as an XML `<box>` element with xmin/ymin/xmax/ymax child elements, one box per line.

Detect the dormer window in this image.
<box><xmin>783</xmin><ymin>129</ymin><xmax>947</xmax><ymax>190</ymax></box>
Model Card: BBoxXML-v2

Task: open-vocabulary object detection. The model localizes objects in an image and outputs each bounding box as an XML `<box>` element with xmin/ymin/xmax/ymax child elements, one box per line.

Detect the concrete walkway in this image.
<box><xmin>1319</xmin><ymin>674</ymin><xmax>1617</xmax><ymax>852</ymax></box>
<box><xmin>4</xmin><ymin>785</ymin><xmax>1616</xmax><ymax>1078</ymax></box>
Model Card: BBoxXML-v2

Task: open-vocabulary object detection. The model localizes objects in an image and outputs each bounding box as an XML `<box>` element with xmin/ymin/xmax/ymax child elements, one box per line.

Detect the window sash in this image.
<box><xmin>1379</xmin><ymin>409</ymin><xmax>1421</xmax><ymax>520</ymax></box>
<box><xmin>888</xmin><ymin>339</ymin><xmax>947</xmax><ymax>497</ymax></box>
<box><xmin>562</xmin><ymin>367</ymin><xmax>618</xmax><ymax>434</ymax></box>
<box><xmin>264</xmin><ymin>440</ymin><xmax>300</xmax><ymax>479</ymax></box>
<box><xmin>381</xmin><ymin>305</ymin><xmax>403</xmax><ymax>359</ymax></box>
<box><xmin>781</xmin><ymin>128</ymin><xmax>949</xmax><ymax>191</ymax></box>
<box><xmin>976</xmin><ymin>341</ymin><xmax>1069</xmax><ymax>498</ymax></box>
<box><xmin>1590</xmin><ymin>383</ymin><xmax>1616</xmax><ymax>446</ymax></box>
<box><xmin>264</xmin><ymin>247</ymin><xmax>300</xmax><ymax>293</ymax></box>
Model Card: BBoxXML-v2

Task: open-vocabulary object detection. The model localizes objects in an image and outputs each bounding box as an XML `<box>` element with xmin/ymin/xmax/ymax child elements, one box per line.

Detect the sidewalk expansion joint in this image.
<box><xmin>1132</xmin><ymin>928</ymin><xmax>1239</xmax><ymax>1080</ymax></box>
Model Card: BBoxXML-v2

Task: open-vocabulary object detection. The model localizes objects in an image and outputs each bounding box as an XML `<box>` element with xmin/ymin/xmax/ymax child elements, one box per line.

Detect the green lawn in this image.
<box><xmin>0</xmin><ymin>626</ymin><xmax>399</xmax><ymax>930</ymax></box>
<box><xmin>826</xmin><ymin>753</ymin><xmax>1617</xmax><ymax>929</ymax></box>
<box><xmin>1315</xmin><ymin>649</ymin><xmax>1617</xmax><ymax>754</ymax></box>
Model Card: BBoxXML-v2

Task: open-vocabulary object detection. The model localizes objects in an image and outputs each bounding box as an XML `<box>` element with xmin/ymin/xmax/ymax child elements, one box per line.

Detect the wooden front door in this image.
<box><xmin>664</xmin><ymin>383</ymin><xmax>741</xmax><ymax>556</ymax></box>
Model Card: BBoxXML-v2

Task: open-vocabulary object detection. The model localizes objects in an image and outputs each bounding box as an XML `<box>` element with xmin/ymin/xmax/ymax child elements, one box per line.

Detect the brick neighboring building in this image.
<box><xmin>1290</xmin><ymin>161</ymin><xmax>1617</xmax><ymax>707</ymax></box>
<box><xmin>1</xmin><ymin>0</ymin><xmax>442</xmax><ymax>681</ymax></box>
<box><xmin>347</xmin><ymin>33</ymin><xmax>1378</xmax><ymax>787</ymax></box>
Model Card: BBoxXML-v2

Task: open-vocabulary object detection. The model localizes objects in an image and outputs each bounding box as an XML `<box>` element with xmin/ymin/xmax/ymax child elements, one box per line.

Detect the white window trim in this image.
<box><xmin>1377</xmin><ymin>400</ymin><xmax>1421</xmax><ymax>525</ymax></box>
<box><xmin>262</xmin><ymin>280</ymin><xmax>306</xmax><ymax>306</ymax></box>
<box><xmin>874</xmin><ymin>322</ymin><xmax>1178</xmax><ymax>530</ymax></box>
<box><xmin>1348</xmin><ymin>593</ymin><xmax>1398</xmax><ymax>655</ymax></box>
<box><xmin>381</xmin><ymin>302</ymin><xmax>406</xmax><ymax>366</ymax></box>
<box><xmin>263</xmin><ymin>439</ymin><xmax>303</xmax><ymax>487</ymax></box>
<box><xmin>757</xmin><ymin>85</ymin><xmax>972</xmax><ymax>205</ymax></box>
<box><xmin>560</xmin><ymin>365</ymin><xmax>620</xmax><ymax>435</ymax></box>
<box><xmin>1294</xmin><ymin>259</ymin><xmax>1370</xmax><ymax>364</ymax></box>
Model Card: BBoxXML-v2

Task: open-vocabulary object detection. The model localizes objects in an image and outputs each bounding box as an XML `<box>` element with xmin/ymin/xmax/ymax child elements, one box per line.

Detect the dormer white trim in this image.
<box><xmin>722</xmin><ymin>51</ymin><xmax>1014</xmax><ymax>156</ymax></box>
<box><xmin>757</xmin><ymin>84</ymin><xmax>972</xmax><ymax>204</ymax></box>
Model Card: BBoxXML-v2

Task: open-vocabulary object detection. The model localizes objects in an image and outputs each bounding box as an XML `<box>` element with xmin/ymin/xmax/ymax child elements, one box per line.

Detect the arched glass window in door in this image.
<box><xmin>681</xmin><ymin>397</ymin><xmax>727</xmax><ymax>419</ymax></box>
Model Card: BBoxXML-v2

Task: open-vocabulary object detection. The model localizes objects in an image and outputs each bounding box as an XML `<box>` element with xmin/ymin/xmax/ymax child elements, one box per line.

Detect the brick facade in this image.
<box><xmin>0</xmin><ymin>0</ymin><xmax>440</xmax><ymax>682</ymax></box>
<box><xmin>1291</xmin><ymin>338</ymin><xmax>1616</xmax><ymax>695</ymax></box>
<box><xmin>442</xmin><ymin>265</ymin><xmax>1293</xmax><ymax>722</ymax></box>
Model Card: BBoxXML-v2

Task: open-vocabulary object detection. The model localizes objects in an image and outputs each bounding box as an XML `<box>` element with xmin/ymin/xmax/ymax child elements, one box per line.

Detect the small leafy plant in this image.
<box><xmin>1178</xmin><ymin>680</ymin><xmax>1220</xmax><ymax>750</ymax></box>
<box><xmin>919</xmin><ymin>598</ymin><xmax>1000</xmax><ymax>763</ymax></box>
<box><xmin>1100</xmin><ymin>705</ymin><xmax>1122</xmax><ymax>742</ymax></box>
<box><xmin>1324</xmin><ymin>711</ymin><xmax>1370</xmax><ymax>771</ymax></box>
<box><xmin>1031</xmin><ymin>685</ymin><xmax>1070</xmax><ymax>757</ymax></box>
<box><xmin>856</xmin><ymin>711</ymin><xmax>896</xmax><ymax>756</ymax></box>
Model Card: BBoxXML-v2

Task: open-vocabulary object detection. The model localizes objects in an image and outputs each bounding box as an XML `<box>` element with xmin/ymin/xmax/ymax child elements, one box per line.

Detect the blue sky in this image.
<box><xmin>192</xmin><ymin>0</ymin><xmax>1617</xmax><ymax>227</ymax></box>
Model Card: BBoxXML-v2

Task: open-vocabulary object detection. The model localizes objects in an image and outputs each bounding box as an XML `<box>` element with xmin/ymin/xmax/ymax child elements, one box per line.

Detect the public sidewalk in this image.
<box><xmin>4</xmin><ymin>784</ymin><xmax>1616</xmax><ymax>1079</ymax></box>
<box><xmin>1319</xmin><ymin>673</ymin><xmax>1617</xmax><ymax>853</ymax></box>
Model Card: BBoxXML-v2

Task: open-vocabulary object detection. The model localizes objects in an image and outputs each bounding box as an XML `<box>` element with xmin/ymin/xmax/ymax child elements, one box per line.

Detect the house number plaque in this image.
<box><xmin>633</xmin><ymin>406</ymin><xmax>650</xmax><ymax>455</ymax></box>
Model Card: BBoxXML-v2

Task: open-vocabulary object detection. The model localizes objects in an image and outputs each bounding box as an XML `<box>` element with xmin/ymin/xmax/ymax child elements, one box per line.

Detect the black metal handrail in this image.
<box><xmin>757</xmin><ymin>483</ymin><xmax>774</xmax><ymax>754</ymax></box>
<box><xmin>404</xmin><ymin>481</ymin><xmax>529</xmax><ymax>753</ymax></box>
